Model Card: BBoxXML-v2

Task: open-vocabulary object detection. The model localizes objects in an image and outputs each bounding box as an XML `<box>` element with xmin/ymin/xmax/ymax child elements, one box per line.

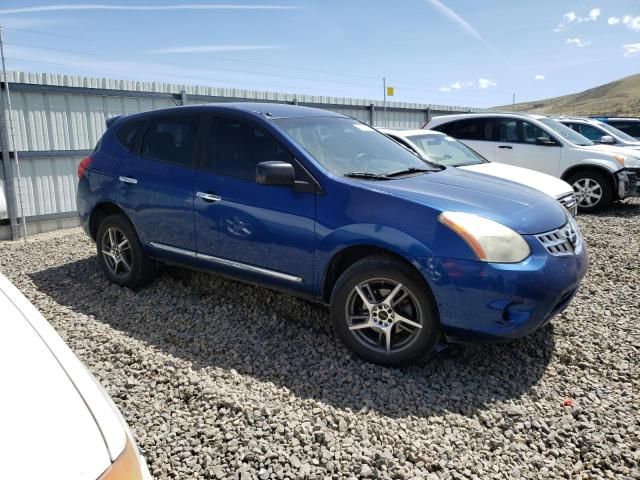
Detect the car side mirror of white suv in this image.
<box><xmin>599</xmin><ymin>135</ymin><xmax>616</xmax><ymax>145</ymax></box>
<box><xmin>535</xmin><ymin>137</ymin><xmax>557</xmax><ymax>146</ymax></box>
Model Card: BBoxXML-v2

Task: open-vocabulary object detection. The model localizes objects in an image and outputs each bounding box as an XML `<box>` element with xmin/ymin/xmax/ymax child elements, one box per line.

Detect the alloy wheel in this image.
<box><xmin>345</xmin><ymin>278</ymin><xmax>423</xmax><ymax>354</ymax></box>
<box><xmin>101</xmin><ymin>227</ymin><xmax>132</xmax><ymax>278</ymax></box>
<box><xmin>572</xmin><ymin>178</ymin><xmax>603</xmax><ymax>208</ymax></box>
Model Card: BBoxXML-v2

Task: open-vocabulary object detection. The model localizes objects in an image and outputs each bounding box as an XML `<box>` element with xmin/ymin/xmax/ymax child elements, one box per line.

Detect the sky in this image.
<box><xmin>0</xmin><ymin>0</ymin><xmax>638</xmax><ymax>108</ymax></box>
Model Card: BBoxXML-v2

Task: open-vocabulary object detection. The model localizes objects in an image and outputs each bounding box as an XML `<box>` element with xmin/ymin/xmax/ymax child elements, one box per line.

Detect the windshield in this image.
<box><xmin>406</xmin><ymin>133</ymin><xmax>486</xmax><ymax>167</ymax></box>
<box><xmin>273</xmin><ymin>117</ymin><xmax>438</xmax><ymax>176</ymax></box>
<box><xmin>539</xmin><ymin>118</ymin><xmax>593</xmax><ymax>146</ymax></box>
<box><xmin>597</xmin><ymin>122</ymin><xmax>640</xmax><ymax>143</ymax></box>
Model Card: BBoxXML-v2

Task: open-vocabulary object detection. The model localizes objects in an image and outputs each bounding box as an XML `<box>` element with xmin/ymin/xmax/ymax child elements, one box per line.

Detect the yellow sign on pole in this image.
<box><xmin>386</xmin><ymin>86</ymin><xmax>395</xmax><ymax>97</ymax></box>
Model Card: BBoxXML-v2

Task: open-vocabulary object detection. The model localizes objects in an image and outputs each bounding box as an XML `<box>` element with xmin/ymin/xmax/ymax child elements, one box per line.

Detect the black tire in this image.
<box><xmin>567</xmin><ymin>170</ymin><xmax>613</xmax><ymax>212</ymax></box>
<box><xmin>96</xmin><ymin>214</ymin><xmax>157</xmax><ymax>288</ymax></box>
<box><xmin>330</xmin><ymin>255</ymin><xmax>440</xmax><ymax>367</ymax></box>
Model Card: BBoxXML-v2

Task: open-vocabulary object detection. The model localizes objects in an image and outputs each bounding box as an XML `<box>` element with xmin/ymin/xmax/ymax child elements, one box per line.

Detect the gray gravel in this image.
<box><xmin>1</xmin><ymin>201</ymin><xmax>639</xmax><ymax>480</ymax></box>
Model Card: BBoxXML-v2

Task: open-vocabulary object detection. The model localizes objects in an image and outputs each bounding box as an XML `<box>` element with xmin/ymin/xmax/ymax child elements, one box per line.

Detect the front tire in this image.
<box><xmin>330</xmin><ymin>255</ymin><xmax>440</xmax><ymax>367</ymax></box>
<box><xmin>568</xmin><ymin>171</ymin><xmax>613</xmax><ymax>212</ymax></box>
<box><xmin>96</xmin><ymin>214</ymin><xmax>157</xmax><ymax>288</ymax></box>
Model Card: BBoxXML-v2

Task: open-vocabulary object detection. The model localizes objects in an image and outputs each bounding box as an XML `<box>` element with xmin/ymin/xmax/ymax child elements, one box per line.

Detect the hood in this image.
<box><xmin>582</xmin><ymin>144</ymin><xmax>640</xmax><ymax>158</ymax></box>
<box><xmin>0</xmin><ymin>273</ymin><xmax>128</xmax><ymax>480</ymax></box>
<box><xmin>361</xmin><ymin>167</ymin><xmax>567</xmax><ymax>235</ymax></box>
<box><xmin>459</xmin><ymin>162</ymin><xmax>573</xmax><ymax>200</ymax></box>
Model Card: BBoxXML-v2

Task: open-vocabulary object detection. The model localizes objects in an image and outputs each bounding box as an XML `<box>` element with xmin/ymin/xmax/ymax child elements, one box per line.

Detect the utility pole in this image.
<box><xmin>383</xmin><ymin>77</ymin><xmax>387</xmax><ymax>127</ymax></box>
<box><xmin>0</xmin><ymin>26</ymin><xmax>27</xmax><ymax>241</ymax></box>
<box><xmin>512</xmin><ymin>93</ymin><xmax>516</xmax><ymax>112</ymax></box>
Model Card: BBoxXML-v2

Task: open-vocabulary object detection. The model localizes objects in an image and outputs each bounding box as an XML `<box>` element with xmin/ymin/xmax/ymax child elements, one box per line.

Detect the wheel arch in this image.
<box><xmin>561</xmin><ymin>164</ymin><xmax>618</xmax><ymax>199</ymax></box>
<box><xmin>88</xmin><ymin>202</ymin><xmax>131</xmax><ymax>241</ymax></box>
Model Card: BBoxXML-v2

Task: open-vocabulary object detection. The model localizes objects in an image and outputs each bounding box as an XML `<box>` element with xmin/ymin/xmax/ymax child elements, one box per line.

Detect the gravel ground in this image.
<box><xmin>1</xmin><ymin>201</ymin><xmax>639</xmax><ymax>480</ymax></box>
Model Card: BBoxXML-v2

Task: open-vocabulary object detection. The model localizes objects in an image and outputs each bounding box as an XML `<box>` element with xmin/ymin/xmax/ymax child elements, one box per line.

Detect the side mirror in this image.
<box><xmin>599</xmin><ymin>135</ymin><xmax>615</xmax><ymax>145</ymax></box>
<box><xmin>256</xmin><ymin>161</ymin><xmax>295</xmax><ymax>187</ymax></box>
<box><xmin>535</xmin><ymin>137</ymin><xmax>556</xmax><ymax>146</ymax></box>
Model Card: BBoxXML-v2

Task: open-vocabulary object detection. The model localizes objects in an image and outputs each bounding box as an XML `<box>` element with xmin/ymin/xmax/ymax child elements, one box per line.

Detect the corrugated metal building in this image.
<box><xmin>0</xmin><ymin>70</ymin><xmax>497</xmax><ymax>239</ymax></box>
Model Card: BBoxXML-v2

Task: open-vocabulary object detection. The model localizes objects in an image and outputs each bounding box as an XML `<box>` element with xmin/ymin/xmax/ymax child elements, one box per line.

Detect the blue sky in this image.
<box><xmin>0</xmin><ymin>0</ymin><xmax>638</xmax><ymax>107</ymax></box>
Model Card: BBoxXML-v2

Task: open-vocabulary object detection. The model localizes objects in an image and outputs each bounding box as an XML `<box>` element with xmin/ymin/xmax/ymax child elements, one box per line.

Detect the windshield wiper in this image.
<box><xmin>344</xmin><ymin>171</ymin><xmax>391</xmax><ymax>180</ymax></box>
<box><xmin>384</xmin><ymin>167</ymin><xmax>434</xmax><ymax>177</ymax></box>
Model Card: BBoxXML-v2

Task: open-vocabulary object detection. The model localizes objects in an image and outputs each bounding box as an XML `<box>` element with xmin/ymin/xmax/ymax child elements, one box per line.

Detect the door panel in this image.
<box><xmin>114</xmin><ymin>114</ymin><xmax>199</xmax><ymax>250</ymax></box>
<box><xmin>493</xmin><ymin>119</ymin><xmax>561</xmax><ymax>176</ymax></box>
<box><xmin>194</xmin><ymin>115</ymin><xmax>316</xmax><ymax>290</ymax></box>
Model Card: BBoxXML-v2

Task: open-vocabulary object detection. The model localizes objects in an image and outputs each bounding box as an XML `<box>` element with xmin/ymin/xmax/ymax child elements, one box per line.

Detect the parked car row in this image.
<box><xmin>426</xmin><ymin>113</ymin><xmax>640</xmax><ymax>211</ymax></box>
<box><xmin>77</xmin><ymin>103</ymin><xmax>589</xmax><ymax>368</ymax></box>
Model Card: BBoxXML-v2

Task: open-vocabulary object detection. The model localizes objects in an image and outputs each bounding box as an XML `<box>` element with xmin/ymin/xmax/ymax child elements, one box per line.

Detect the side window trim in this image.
<box><xmin>200</xmin><ymin>112</ymin><xmax>322</xmax><ymax>193</ymax></box>
<box><xmin>138</xmin><ymin>112</ymin><xmax>202</xmax><ymax>169</ymax></box>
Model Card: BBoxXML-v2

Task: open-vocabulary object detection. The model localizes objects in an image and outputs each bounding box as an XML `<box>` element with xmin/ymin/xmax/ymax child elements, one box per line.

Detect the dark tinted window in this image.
<box><xmin>206</xmin><ymin>117</ymin><xmax>295</xmax><ymax>180</ymax></box>
<box><xmin>498</xmin><ymin>119</ymin><xmax>553</xmax><ymax>144</ymax></box>
<box><xmin>141</xmin><ymin>115</ymin><xmax>199</xmax><ymax>166</ymax></box>
<box><xmin>437</xmin><ymin>118</ymin><xmax>494</xmax><ymax>141</ymax></box>
<box><xmin>522</xmin><ymin>121</ymin><xmax>553</xmax><ymax>144</ymax></box>
<box><xmin>116</xmin><ymin>120</ymin><xmax>145</xmax><ymax>151</ymax></box>
<box><xmin>608</xmin><ymin>121</ymin><xmax>640</xmax><ymax>137</ymax></box>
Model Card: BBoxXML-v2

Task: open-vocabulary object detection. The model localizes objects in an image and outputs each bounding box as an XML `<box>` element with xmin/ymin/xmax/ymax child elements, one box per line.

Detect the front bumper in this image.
<box><xmin>616</xmin><ymin>168</ymin><xmax>640</xmax><ymax>199</ymax></box>
<box><xmin>418</xmin><ymin>233</ymin><xmax>589</xmax><ymax>343</ymax></box>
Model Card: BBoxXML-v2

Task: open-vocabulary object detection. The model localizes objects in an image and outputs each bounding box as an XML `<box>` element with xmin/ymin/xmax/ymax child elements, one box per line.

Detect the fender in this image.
<box><xmin>560</xmin><ymin>158</ymin><xmax>620</xmax><ymax>179</ymax></box>
<box><xmin>313</xmin><ymin>223</ymin><xmax>436</xmax><ymax>295</ymax></box>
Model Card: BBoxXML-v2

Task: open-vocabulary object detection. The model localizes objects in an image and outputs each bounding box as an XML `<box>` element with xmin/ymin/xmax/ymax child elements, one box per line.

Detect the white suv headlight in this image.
<box><xmin>615</xmin><ymin>155</ymin><xmax>640</xmax><ymax>168</ymax></box>
<box><xmin>439</xmin><ymin>212</ymin><xmax>531</xmax><ymax>263</ymax></box>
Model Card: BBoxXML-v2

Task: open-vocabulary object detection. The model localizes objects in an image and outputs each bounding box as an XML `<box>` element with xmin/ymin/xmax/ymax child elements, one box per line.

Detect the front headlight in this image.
<box><xmin>614</xmin><ymin>155</ymin><xmax>640</xmax><ymax>168</ymax></box>
<box><xmin>439</xmin><ymin>212</ymin><xmax>531</xmax><ymax>263</ymax></box>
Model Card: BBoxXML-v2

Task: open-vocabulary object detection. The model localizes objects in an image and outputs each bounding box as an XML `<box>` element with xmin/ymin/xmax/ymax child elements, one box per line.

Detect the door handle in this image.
<box><xmin>196</xmin><ymin>191</ymin><xmax>222</xmax><ymax>203</ymax></box>
<box><xmin>119</xmin><ymin>176</ymin><xmax>138</xmax><ymax>184</ymax></box>
<box><xmin>498</xmin><ymin>145</ymin><xmax>513</xmax><ymax>149</ymax></box>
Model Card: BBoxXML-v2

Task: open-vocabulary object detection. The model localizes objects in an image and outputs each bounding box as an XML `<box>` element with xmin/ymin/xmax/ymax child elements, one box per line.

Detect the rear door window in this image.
<box><xmin>438</xmin><ymin>118</ymin><xmax>495</xmax><ymax>141</ymax></box>
<box><xmin>141</xmin><ymin>114</ymin><xmax>200</xmax><ymax>167</ymax></box>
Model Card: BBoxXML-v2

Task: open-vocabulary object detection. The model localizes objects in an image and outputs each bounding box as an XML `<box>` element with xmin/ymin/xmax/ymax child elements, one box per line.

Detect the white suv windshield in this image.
<box><xmin>274</xmin><ymin>117</ymin><xmax>439</xmax><ymax>176</ymax></box>
<box><xmin>408</xmin><ymin>133</ymin><xmax>486</xmax><ymax>167</ymax></box>
<box><xmin>539</xmin><ymin>118</ymin><xmax>593</xmax><ymax>146</ymax></box>
<box><xmin>598</xmin><ymin>122</ymin><xmax>640</xmax><ymax>143</ymax></box>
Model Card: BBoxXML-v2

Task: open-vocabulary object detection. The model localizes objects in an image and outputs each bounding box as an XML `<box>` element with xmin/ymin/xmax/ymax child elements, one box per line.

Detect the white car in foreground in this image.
<box><xmin>426</xmin><ymin>113</ymin><xmax>640</xmax><ymax>211</ymax></box>
<box><xmin>379</xmin><ymin>128</ymin><xmax>577</xmax><ymax>216</ymax></box>
<box><xmin>0</xmin><ymin>272</ymin><xmax>151</xmax><ymax>480</ymax></box>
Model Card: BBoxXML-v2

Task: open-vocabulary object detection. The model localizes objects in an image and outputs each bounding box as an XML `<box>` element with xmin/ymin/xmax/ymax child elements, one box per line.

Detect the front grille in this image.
<box><xmin>536</xmin><ymin>217</ymin><xmax>583</xmax><ymax>256</ymax></box>
<box><xmin>557</xmin><ymin>193</ymin><xmax>578</xmax><ymax>216</ymax></box>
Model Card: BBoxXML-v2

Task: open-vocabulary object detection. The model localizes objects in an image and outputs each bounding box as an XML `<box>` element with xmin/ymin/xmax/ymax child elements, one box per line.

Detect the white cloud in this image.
<box><xmin>608</xmin><ymin>16</ymin><xmax>621</xmax><ymax>25</ymax></box>
<box><xmin>622</xmin><ymin>15</ymin><xmax>640</xmax><ymax>31</ymax></box>
<box><xmin>148</xmin><ymin>45</ymin><xmax>289</xmax><ymax>54</ymax></box>
<box><xmin>0</xmin><ymin>3</ymin><xmax>299</xmax><ymax>14</ymax></box>
<box><xmin>534</xmin><ymin>74</ymin><xmax>546</xmax><ymax>81</ymax></box>
<box><xmin>566</xmin><ymin>37</ymin><xmax>592</xmax><ymax>48</ymax></box>
<box><xmin>555</xmin><ymin>8</ymin><xmax>601</xmax><ymax>31</ymax></box>
<box><xmin>438</xmin><ymin>78</ymin><xmax>497</xmax><ymax>92</ymax></box>
<box><xmin>623</xmin><ymin>43</ymin><xmax>640</xmax><ymax>57</ymax></box>
<box><xmin>478</xmin><ymin>78</ymin><xmax>497</xmax><ymax>89</ymax></box>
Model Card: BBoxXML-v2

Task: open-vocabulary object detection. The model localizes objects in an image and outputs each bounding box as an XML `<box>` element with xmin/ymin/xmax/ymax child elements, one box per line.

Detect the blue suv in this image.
<box><xmin>77</xmin><ymin>103</ymin><xmax>588</xmax><ymax>366</ymax></box>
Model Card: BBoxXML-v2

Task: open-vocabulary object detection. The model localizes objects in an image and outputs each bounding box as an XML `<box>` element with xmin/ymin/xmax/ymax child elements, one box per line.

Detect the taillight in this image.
<box><xmin>78</xmin><ymin>155</ymin><xmax>93</xmax><ymax>178</ymax></box>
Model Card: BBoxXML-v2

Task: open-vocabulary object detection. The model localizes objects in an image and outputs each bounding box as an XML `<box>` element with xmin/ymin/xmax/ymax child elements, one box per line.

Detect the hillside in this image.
<box><xmin>496</xmin><ymin>74</ymin><xmax>640</xmax><ymax>116</ymax></box>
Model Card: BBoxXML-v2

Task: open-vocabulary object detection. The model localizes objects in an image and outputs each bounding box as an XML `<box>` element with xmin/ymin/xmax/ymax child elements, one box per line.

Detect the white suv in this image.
<box><xmin>426</xmin><ymin>113</ymin><xmax>640</xmax><ymax>212</ymax></box>
<box><xmin>558</xmin><ymin>117</ymin><xmax>640</xmax><ymax>151</ymax></box>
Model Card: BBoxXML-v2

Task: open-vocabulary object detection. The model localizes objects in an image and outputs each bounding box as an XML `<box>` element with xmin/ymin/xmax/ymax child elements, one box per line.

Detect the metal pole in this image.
<box><xmin>512</xmin><ymin>93</ymin><xmax>516</xmax><ymax>112</ymax></box>
<box><xmin>0</xmin><ymin>26</ymin><xmax>27</xmax><ymax>241</ymax></box>
<box><xmin>383</xmin><ymin>77</ymin><xmax>387</xmax><ymax>127</ymax></box>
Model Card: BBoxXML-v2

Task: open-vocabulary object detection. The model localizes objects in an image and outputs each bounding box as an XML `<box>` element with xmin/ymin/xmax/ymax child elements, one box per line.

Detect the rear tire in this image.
<box><xmin>96</xmin><ymin>214</ymin><xmax>157</xmax><ymax>288</ymax></box>
<box><xmin>330</xmin><ymin>255</ymin><xmax>440</xmax><ymax>367</ymax></box>
<box><xmin>568</xmin><ymin>170</ymin><xmax>613</xmax><ymax>212</ymax></box>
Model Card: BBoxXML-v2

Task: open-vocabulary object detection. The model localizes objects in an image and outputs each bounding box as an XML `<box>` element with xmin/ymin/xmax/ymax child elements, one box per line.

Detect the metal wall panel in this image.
<box><xmin>0</xmin><ymin>70</ymin><xmax>499</xmax><ymax>238</ymax></box>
